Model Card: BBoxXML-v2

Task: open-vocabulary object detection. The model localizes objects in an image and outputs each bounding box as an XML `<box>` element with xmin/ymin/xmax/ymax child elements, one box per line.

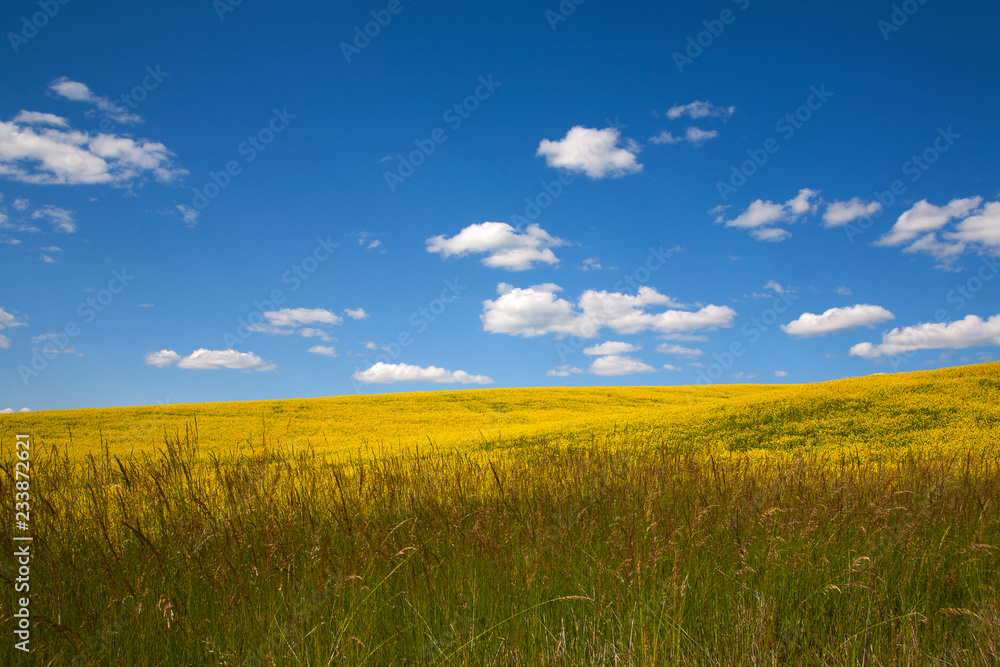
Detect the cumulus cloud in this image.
<box><xmin>0</xmin><ymin>308</ymin><xmax>26</xmax><ymax>348</ymax></box>
<box><xmin>0</xmin><ymin>307</ymin><xmax>27</xmax><ymax>329</ymax></box>
<box><xmin>482</xmin><ymin>283</ymin><xmax>735</xmax><ymax>338</ymax></box>
<box><xmin>588</xmin><ymin>355</ymin><xmax>656</xmax><ymax>376</ymax></box>
<box><xmin>307</xmin><ymin>345</ymin><xmax>338</xmax><ymax>357</ymax></box>
<box><xmin>665</xmin><ymin>101</ymin><xmax>736</xmax><ymax>120</ymax></box>
<box><xmin>662</xmin><ymin>364</ymin><xmax>682</xmax><ymax>371</ymax></box>
<box><xmin>782</xmin><ymin>305</ymin><xmax>895</xmax><ymax>337</ymax></box>
<box><xmin>823</xmin><ymin>198</ymin><xmax>882</xmax><ymax>227</ymax></box>
<box><xmin>876</xmin><ymin>198</ymin><xmax>981</xmax><ymax>247</ymax></box>
<box><xmin>146</xmin><ymin>348</ymin><xmax>275</xmax><ymax>371</ymax></box>
<box><xmin>874</xmin><ymin>197</ymin><xmax>1000</xmax><ymax>264</ymax></box>
<box><xmin>427</xmin><ymin>222</ymin><xmax>567</xmax><ymax>271</ymax></box>
<box><xmin>547</xmin><ymin>364</ymin><xmax>584</xmax><ymax>377</ymax></box>
<box><xmin>583</xmin><ymin>341</ymin><xmax>640</xmax><ymax>356</ymax></box>
<box><xmin>649</xmin><ymin>126</ymin><xmax>719</xmax><ymax>147</ymax></box>
<box><xmin>947</xmin><ymin>201</ymin><xmax>1000</xmax><ymax>248</ymax></box>
<box><xmin>353</xmin><ymin>362</ymin><xmax>493</xmax><ymax>385</ymax></box>
<box><xmin>145</xmin><ymin>349</ymin><xmax>181</xmax><ymax>367</ymax></box>
<box><xmin>0</xmin><ymin>114</ymin><xmax>184</xmax><ymax>186</ymax></box>
<box><xmin>344</xmin><ymin>308</ymin><xmax>368</xmax><ymax>320</ymax></box>
<box><xmin>850</xmin><ymin>314</ymin><xmax>1000</xmax><ymax>359</ymax></box>
<box><xmin>49</xmin><ymin>77</ymin><xmax>141</xmax><ymax>124</ymax></box>
<box><xmin>721</xmin><ymin>189</ymin><xmax>819</xmax><ymax>241</ymax></box>
<box><xmin>774</xmin><ymin>370</ymin><xmax>789</xmax><ymax>377</ymax></box>
<box><xmin>250</xmin><ymin>308</ymin><xmax>344</xmax><ymax>340</ymax></box>
<box><xmin>536</xmin><ymin>126</ymin><xmax>642</xmax><ymax>179</ymax></box>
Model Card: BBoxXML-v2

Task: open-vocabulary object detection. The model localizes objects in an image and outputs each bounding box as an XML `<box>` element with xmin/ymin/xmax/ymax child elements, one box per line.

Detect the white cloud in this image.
<box><xmin>662</xmin><ymin>364</ymin><xmax>682</xmax><ymax>371</ymax></box>
<box><xmin>344</xmin><ymin>308</ymin><xmax>368</xmax><ymax>320</ymax></box>
<box><xmin>750</xmin><ymin>227</ymin><xmax>791</xmax><ymax>242</ymax></box>
<box><xmin>146</xmin><ymin>348</ymin><xmax>275</xmax><ymax>371</ymax></box>
<box><xmin>250</xmin><ymin>308</ymin><xmax>344</xmax><ymax>340</ymax></box>
<box><xmin>786</xmin><ymin>189</ymin><xmax>818</xmax><ymax>215</ymax></box>
<box><xmin>13</xmin><ymin>111</ymin><xmax>69</xmax><ymax>128</ymax></box>
<box><xmin>834</xmin><ymin>286</ymin><xmax>852</xmax><ymax>296</ymax></box>
<box><xmin>481</xmin><ymin>283</ymin><xmax>578</xmax><ymax>337</ymax></box>
<box><xmin>947</xmin><ymin>201</ymin><xmax>1000</xmax><ymax>248</ymax></box>
<box><xmin>358</xmin><ymin>231</ymin><xmax>384</xmax><ymax>251</ymax></box>
<box><xmin>760</xmin><ymin>280</ymin><xmax>794</xmax><ymax>295</ymax></box>
<box><xmin>13</xmin><ymin>198</ymin><xmax>30</xmax><ymax>211</ymax></box>
<box><xmin>875</xmin><ymin>197</ymin><xmax>983</xmax><ymax>254</ymax></box>
<box><xmin>665</xmin><ymin>101</ymin><xmax>735</xmax><ymax>120</ymax></box>
<box><xmin>656</xmin><ymin>343</ymin><xmax>703</xmax><ymax>356</ymax></box>
<box><xmin>307</xmin><ymin>345</ymin><xmax>338</xmax><ymax>357</ymax></box>
<box><xmin>49</xmin><ymin>77</ymin><xmax>141</xmax><ymax>124</ymax></box>
<box><xmin>583</xmin><ymin>341</ymin><xmax>640</xmax><ymax>356</ymax></box>
<box><xmin>648</xmin><ymin>131</ymin><xmax>683</xmax><ymax>145</ymax></box>
<box><xmin>650</xmin><ymin>126</ymin><xmax>719</xmax><ymax>147</ymax></box>
<box><xmin>40</xmin><ymin>254</ymin><xmax>56</xmax><ymax>263</ymax></box>
<box><xmin>175</xmin><ymin>204</ymin><xmax>199</xmax><ymax>228</ymax></box>
<box><xmin>481</xmin><ymin>283</ymin><xmax>736</xmax><ymax>338</ymax></box>
<box><xmin>0</xmin><ymin>114</ymin><xmax>184</xmax><ymax>186</ymax></box>
<box><xmin>684</xmin><ymin>127</ymin><xmax>719</xmax><ymax>147</ymax></box>
<box><xmin>782</xmin><ymin>304</ymin><xmax>895</xmax><ymax>337</ymax></box>
<box><xmin>722</xmin><ymin>189</ymin><xmax>819</xmax><ymax>241</ymax></box>
<box><xmin>547</xmin><ymin>364</ymin><xmax>584</xmax><ymax>377</ymax></box>
<box><xmin>353</xmin><ymin>362</ymin><xmax>493</xmax><ymax>385</ymax></box>
<box><xmin>145</xmin><ymin>349</ymin><xmax>181</xmax><ymax>367</ymax></box>
<box><xmin>1</xmin><ymin>407</ymin><xmax>31</xmax><ymax>413</ymax></box>
<box><xmin>427</xmin><ymin>222</ymin><xmax>567</xmax><ymax>271</ymax></box>
<box><xmin>0</xmin><ymin>333</ymin><xmax>10</xmax><ymax>348</ymax></box>
<box><xmin>580</xmin><ymin>257</ymin><xmax>608</xmax><ymax>271</ymax></box>
<box><xmin>588</xmin><ymin>355</ymin><xmax>656</xmax><ymax>376</ymax></box>
<box><xmin>0</xmin><ymin>307</ymin><xmax>27</xmax><ymax>329</ymax></box>
<box><xmin>823</xmin><ymin>198</ymin><xmax>882</xmax><ymax>227</ymax></box>
<box><xmin>774</xmin><ymin>370</ymin><xmax>789</xmax><ymax>377</ymax></box>
<box><xmin>31</xmin><ymin>205</ymin><xmax>76</xmax><ymax>233</ymax></box>
<box><xmin>537</xmin><ymin>126</ymin><xmax>642</xmax><ymax>179</ymax></box>
<box><xmin>850</xmin><ymin>314</ymin><xmax>1000</xmax><ymax>359</ymax></box>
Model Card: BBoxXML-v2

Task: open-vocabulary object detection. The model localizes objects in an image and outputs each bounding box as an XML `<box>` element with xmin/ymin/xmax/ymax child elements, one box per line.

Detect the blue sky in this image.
<box><xmin>1</xmin><ymin>0</ymin><xmax>998</xmax><ymax>411</ymax></box>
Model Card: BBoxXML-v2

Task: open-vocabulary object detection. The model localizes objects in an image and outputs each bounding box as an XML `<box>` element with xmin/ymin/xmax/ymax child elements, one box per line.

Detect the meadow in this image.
<box><xmin>1</xmin><ymin>363</ymin><xmax>998</xmax><ymax>664</ymax></box>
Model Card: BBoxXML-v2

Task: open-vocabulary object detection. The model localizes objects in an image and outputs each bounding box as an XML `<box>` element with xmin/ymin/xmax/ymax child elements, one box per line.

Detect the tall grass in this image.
<box><xmin>2</xmin><ymin>423</ymin><xmax>998</xmax><ymax>665</ymax></box>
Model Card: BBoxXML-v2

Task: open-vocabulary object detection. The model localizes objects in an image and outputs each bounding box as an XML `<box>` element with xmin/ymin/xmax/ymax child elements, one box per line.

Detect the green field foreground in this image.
<box><xmin>1</xmin><ymin>363</ymin><xmax>999</xmax><ymax>664</ymax></box>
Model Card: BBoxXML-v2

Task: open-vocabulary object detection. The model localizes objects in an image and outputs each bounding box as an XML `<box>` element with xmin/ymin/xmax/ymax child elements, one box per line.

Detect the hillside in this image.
<box><xmin>3</xmin><ymin>362</ymin><xmax>999</xmax><ymax>461</ymax></box>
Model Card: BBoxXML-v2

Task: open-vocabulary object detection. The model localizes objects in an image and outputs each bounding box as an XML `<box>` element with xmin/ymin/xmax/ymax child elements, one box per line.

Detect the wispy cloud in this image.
<box><xmin>49</xmin><ymin>77</ymin><xmax>141</xmax><ymax>124</ymax></box>
<box><xmin>665</xmin><ymin>101</ymin><xmax>736</xmax><ymax>120</ymax></box>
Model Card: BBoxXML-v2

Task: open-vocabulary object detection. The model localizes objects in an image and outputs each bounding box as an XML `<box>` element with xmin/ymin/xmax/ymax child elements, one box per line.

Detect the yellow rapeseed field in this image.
<box><xmin>3</xmin><ymin>361</ymin><xmax>998</xmax><ymax>463</ymax></box>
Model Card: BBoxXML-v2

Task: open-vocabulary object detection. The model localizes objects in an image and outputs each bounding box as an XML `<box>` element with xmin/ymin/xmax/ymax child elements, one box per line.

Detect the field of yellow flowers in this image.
<box><xmin>3</xmin><ymin>362</ymin><xmax>999</xmax><ymax>463</ymax></box>
<box><xmin>1</xmin><ymin>362</ymin><xmax>998</xmax><ymax>665</ymax></box>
